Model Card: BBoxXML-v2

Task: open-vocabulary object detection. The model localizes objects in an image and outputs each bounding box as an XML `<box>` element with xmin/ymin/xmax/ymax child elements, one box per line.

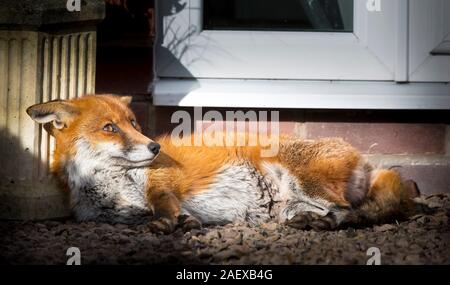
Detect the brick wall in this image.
<box><xmin>148</xmin><ymin>107</ymin><xmax>450</xmax><ymax>195</ymax></box>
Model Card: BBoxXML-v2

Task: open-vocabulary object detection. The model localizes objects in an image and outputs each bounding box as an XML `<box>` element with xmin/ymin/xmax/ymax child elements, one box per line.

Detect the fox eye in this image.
<box><xmin>103</xmin><ymin>123</ymin><xmax>118</xmax><ymax>133</ymax></box>
<box><xmin>131</xmin><ymin>119</ymin><xmax>137</xmax><ymax>128</ymax></box>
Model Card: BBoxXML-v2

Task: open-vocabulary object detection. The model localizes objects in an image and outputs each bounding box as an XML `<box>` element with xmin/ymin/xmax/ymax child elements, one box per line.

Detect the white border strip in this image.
<box><xmin>153</xmin><ymin>79</ymin><xmax>450</xmax><ymax>110</ymax></box>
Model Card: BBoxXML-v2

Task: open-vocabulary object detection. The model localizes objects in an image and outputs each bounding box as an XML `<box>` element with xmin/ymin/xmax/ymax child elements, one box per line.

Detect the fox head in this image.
<box><xmin>26</xmin><ymin>95</ymin><xmax>160</xmax><ymax>173</ymax></box>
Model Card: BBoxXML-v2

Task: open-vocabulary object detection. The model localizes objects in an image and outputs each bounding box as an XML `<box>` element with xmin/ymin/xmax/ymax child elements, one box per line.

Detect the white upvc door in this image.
<box><xmin>408</xmin><ymin>0</ymin><xmax>450</xmax><ymax>82</ymax></box>
<box><xmin>156</xmin><ymin>0</ymin><xmax>398</xmax><ymax>80</ymax></box>
<box><xmin>153</xmin><ymin>0</ymin><xmax>450</xmax><ymax>109</ymax></box>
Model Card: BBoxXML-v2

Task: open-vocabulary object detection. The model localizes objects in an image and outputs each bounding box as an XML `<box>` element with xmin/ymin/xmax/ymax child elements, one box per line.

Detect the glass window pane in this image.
<box><xmin>203</xmin><ymin>0</ymin><xmax>353</xmax><ymax>32</ymax></box>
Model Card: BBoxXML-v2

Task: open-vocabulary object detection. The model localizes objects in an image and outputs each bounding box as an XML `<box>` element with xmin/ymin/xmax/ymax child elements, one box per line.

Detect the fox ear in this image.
<box><xmin>26</xmin><ymin>100</ymin><xmax>79</xmax><ymax>130</ymax></box>
<box><xmin>119</xmin><ymin>96</ymin><xmax>132</xmax><ymax>106</ymax></box>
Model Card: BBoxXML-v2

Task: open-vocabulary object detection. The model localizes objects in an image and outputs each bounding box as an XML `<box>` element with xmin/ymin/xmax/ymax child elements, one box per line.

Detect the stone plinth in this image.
<box><xmin>0</xmin><ymin>0</ymin><xmax>105</xmax><ymax>219</ymax></box>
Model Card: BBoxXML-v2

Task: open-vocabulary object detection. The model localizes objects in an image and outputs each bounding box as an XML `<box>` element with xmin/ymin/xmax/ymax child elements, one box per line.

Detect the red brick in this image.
<box><xmin>153</xmin><ymin>107</ymin><xmax>296</xmax><ymax>137</ymax></box>
<box><xmin>305</xmin><ymin>123</ymin><xmax>446</xmax><ymax>155</ymax></box>
<box><xmin>279</xmin><ymin>121</ymin><xmax>297</xmax><ymax>135</ymax></box>
<box><xmin>393</xmin><ymin>165</ymin><xmax>450</xmax><ymax>195</ymax></box>
<box><xmin>195</xmin><ymin>120</ymin><xmax>294</xmax><ymax>135</ymax></box>
<box><xmin>446</xmin><ymin>126</ymin><xmax>450</xmax><ymax>155</ymax></box>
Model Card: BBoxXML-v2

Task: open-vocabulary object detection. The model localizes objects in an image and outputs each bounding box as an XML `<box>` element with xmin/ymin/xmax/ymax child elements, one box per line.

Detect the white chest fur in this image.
<box><xmin>64</xmin><ymin>140</ymin><xmax>151</xmax><ymax>224</ymax></box>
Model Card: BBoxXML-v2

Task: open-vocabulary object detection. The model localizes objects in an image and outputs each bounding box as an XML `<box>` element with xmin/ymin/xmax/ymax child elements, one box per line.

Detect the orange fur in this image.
<box><xmin>276</xmin><ymin>138</ymin><xmax>361</xmax><ymax>206</ymax></box>
<box><xmin>48</xmin><ymin>95</ymin><xmax>152</xmax><ymax>178</ymax></box>
<box><xmin>146</xmin><ymin>134</ymin><xmax>278</xmax><ymax>220</ymax></box>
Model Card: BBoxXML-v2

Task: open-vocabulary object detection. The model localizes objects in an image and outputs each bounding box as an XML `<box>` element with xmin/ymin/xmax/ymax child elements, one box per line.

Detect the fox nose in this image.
<box><xmin>147</xmin><ymin>142</ymin><xmax>160</xmax><ymax>155</ymax></box>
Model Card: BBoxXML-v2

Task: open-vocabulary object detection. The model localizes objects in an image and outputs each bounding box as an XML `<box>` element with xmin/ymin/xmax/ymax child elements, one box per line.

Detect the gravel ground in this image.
<box><xmin>0</xmin><ymin>194</ymin><xmax>449</xmax><ymax>265</ymax></box>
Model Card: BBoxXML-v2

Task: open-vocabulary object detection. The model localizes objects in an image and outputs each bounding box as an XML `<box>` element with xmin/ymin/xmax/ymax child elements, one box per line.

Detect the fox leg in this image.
<box><xmin>287</xmin><ymin>209</ymin><xmax>344</xmax><ymax>231</ymax></box>
<box><xmin>147</xmin><ymin>190</ymin><xmax>180</xmax><ymax>233</ymax></box>
<box><xmin>282</xmin><ymin>187</ymin><xmax>352</xmax><ymax>231</ymax></box>
<box><xmin>148</xmin><ymin>190</ymin><xmax>201</xmax><ymax>233</ymax></box>
<box><xmin>271</xmin><ymin>169</ymin><xmax>350</xmax><ymax>231</ymax></box>
<box><xmin>288</xmin><ymin>169</ymin><xmax>416</xmax><ymax>230</ymax></box>
<box><xmin>284</xmin><ymin>196</ymin><xmax>350</xmax><ymax>230</ymax></box>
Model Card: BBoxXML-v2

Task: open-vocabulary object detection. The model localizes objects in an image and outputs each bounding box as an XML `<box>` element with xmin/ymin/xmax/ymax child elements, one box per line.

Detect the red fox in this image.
<box><xmin>26</xmin><ymin>95</ymin><xmax>417</xmax><ymax>233</ymax></box>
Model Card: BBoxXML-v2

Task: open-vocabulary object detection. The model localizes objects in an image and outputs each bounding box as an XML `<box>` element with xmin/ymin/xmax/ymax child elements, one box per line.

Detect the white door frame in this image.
<box><xmin>408</xmin><ymin>0</ymin><xmax>450</xmax><ymax>82</ymax></box>
<box><xmin>156</xmin><ymin>0</ymin><xmax>398</xmax><ymax>80</ymax></box>
<box><xmin>153</xmin><ymin>0</ymin><xmax>450</xmax><ymax>109</ymax></box>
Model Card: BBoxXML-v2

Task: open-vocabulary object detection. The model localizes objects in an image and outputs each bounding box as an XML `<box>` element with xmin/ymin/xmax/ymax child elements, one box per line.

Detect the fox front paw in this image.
<box><xmin>286</xmin><ymin>212</ymin><xmax>338</xmax><ymax>231</ymax></box>
<box><xmin>148</xmin><ymin>215</ymin><xmax>202</xmax><ymax>234</ymax></box>
<box><xmin>148</xmin><ymin>217</ymin><xmax>176</xmax><ymax>234</ymax></box>
<box><xmin>177</xmin><ymin>214</ymin><xmax>202</xmax><ymax>232</ymax></box>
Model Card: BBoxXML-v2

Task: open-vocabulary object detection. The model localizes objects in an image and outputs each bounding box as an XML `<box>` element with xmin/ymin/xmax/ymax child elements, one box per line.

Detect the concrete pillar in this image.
<box><xmin>0</xmin><ymin>0</ymin><xmax>105</xmax><ymax>219</ymax></box>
